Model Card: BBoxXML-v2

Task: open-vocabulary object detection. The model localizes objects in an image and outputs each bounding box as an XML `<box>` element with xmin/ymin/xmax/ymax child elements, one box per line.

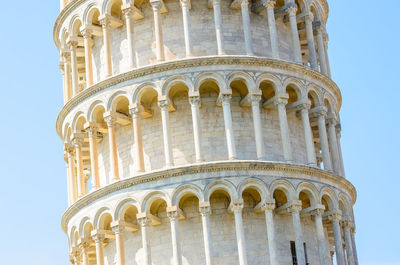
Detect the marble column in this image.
<box><xmin>130</xmin><ymin>106</ymin><xmax>145</xmax><ymax>172</ymax></box>
<box><xmin>289</xmin><ymin>201</ymin><xmax>306</xmax><ymax>265</ymax></box>
<box><xmin>159</xmin><ymin>100</ymin><xmax>174</xmax><ymax>167</ymax></box>
<box><xmin>86</xmin><ymin>124</ymin><xmax>100</xmax><ymax>189</ymax></box>
<box><xmin>315</xmin><ymin>107</ymin><xmax>332</xmax><ymax>171</ymax></box>
<box><xmin>150</xmin><ymin>0</ymin><xmax>165</xmax><ymax>61</ymax></box>
<box><xmin>123</xmin><ymin>5</ymin><xmax>137</xmax><ymax>68</ymax></box>
<box><xmin>104</xmin><ymin>114</ymin><xmax>120</xmax><ymax>180</ymax></box>
<box><xmin>298</xmin><ymin>103</ymin><xmax>317</xmax><ymax>166</ymax></box>
<box><xmin>336</xmin><ymin>125</ymin><xmax>346</xmax><ymax>177</ymax></box>
<box><xmin>93</xmin><ymin>232</ymin><xmax>105</xmax><ymax>265</ymax></box>
<box><xmin>286</xmin><ymin>4</ymin><xmax>302</xmax><ymax>64</ymax></box>
<box><xmin>231</xmin><ymin>201</ymin><xmax>248</xmax><ymax>265</ymax></box>
<box><xmin>221</xmin><ymin>94</ymin><xmax>237</xmax><ymax>160</ymax></box>
<box><xmin>315</xmin><ymin>23</ymin><xmax>328</xmax><ymax>75</ymax></box>
<box><xmin>199</xmin><ymin>203</ymin><xmax>212</xmax><ymax>265</ymax></box>
<box><xmin>59</xmin><ymin>60</ymin><xmax>67</xmax><ymax>104</ymax></box>
<box><xmin>180</xmin><ymin>0</ymin><xmax>194</xmax><ymax>57</ymax></box>
<box><xmin>304</xmin><ymin>12</ymin><xmax>317</xmax><ymax>69</ymax></box>
<box><xmin>69</xmin><ymin>39</ymin><xmax>79</xmax><ymax>96</ymax></box>
<box><xmin>351</xmin><ymin>228</ymin><xmax>359</xmax><ymax>265</ymax></box>
<box><xmin>73</xmin><ymin>136</ymin><xmax>86</xmax><ymax>198</ymax></box>
<box><xmin>189</xmin><ymin>96</ymin><xmax>203</xmax><ymax>162</ymax></box>
<box><xmin>241</xmin><ymin>0</ymin><xmax>253</xmax><ymax>55</ymax></box>
<box><xmin>328</xmin><ymin>213</ymin><xmax>345</xmax><ymax>265</ymax></box>
<box><xmin>312</xmin><ymin>208</ymin><xmax>329</xmax><ymax>265</ymax></box>
<box><xmin>250</xmin><ymin>95</ymin><xmax>265</xmax><ymax>160</ymax></box>
<box><xmin>275</xmin><ymin>96</ymin><xmax>293</xmax><ymax>162</ymax></box>
<box><xmin>82</xmin><ymin>29</ymin><xmax>94</xmax><ymax>87</ymax></box>
<box><xmin>167</xmin><ymin>210</ymin><xmax>183</xmax><ymax>265</ymax></box>
<box><xmin>327</xmin><ymin>115</ymin><xmax>341</xmax><ymax>174</ymax></box>
<box><xmin>137</xmin><ymin>216</ymin><xmax>152</xmax><ymax>265</ymax></box>
<box><xmin>343</xmin><ymin>220</ymin><xmax>355</xmax><ymax>265</ymax></box>
<box><xmin>261</xmin><ymin>203</ymin><xmax>278</xmax><ymax>265</ymax></box>
<box><xmin>212</xmin><ymin>0</ymin><xmax>225</xmax><ymax>55</ymax></box>
<box><xmin>64</xmin><ymin>150</ymin><xmax>73</xmax><ymax>206</ymax></box>
<box><xmin>79</xmin><ymin>242</ymin><xmax>90</xmax><ymax>265</ymax></box>
<box><xmin>323</xmin><ymin>34</ymin><xmax>332</xmax><ymax>77</ymax></box>
<box><xmin>100</xmin><ymin>15</ymin><xmax>113</xmax><ymax>76</ymax></box>
<box><xmin>264</xmin><ymin>0</ymin><xmax>279</xmax><ymax>59</ymax></box>
<box><xmin>112</xmin><ymin>224</ymin><xmax>126</xmax><ymax>265</ymax></box>
<box><xmin>62</xmin><ymin>51</ymin><xmax>72</xmax><ymax>100</ymax></box>
<box><xmin>66</xmin><ymin>146</ymin><xmax>78</xmax><ymax>202</ymax></box>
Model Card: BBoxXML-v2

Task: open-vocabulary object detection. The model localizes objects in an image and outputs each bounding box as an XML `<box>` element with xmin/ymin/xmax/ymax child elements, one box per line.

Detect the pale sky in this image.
<box><xmin>0</xmin><ymin>0</ymin><xmax>398</xmax><ymax>264</ymax></box>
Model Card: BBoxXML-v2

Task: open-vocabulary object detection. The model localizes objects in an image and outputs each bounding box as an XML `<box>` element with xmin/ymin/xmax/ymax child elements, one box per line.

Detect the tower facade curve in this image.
<box><xmin>54</xmin><ymin>0</ymin><xmax>358</xmax><ymax>264</ymax></box>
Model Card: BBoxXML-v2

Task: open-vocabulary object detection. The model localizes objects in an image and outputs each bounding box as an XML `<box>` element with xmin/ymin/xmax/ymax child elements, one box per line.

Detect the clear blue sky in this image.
<box><xmin>0</xmin><ymin>1</ymin><xmax>397</xmax><ymax>264</ymax></box>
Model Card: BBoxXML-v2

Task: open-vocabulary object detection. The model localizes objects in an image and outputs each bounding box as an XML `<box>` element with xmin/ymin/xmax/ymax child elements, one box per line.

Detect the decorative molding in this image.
<box><xmin>60</xmin><ymin>160</ymin><xmax>356</xmax><ymax>233</ymax></box>
<box><xmin>55</xmin><ymin>56</ymin><xmax>342</xmax><ymax>138</ymax></box>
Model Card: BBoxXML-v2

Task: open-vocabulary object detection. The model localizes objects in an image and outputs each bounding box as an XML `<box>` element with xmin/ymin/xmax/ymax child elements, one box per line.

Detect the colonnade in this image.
<box><xmin>70</xmin><ymin>200</ymin><xmax>357</xmax><ymax>265</ymax></box>
<box><xmin>64</xmin><ymin>91</ymin><xmax>344</xmax><ymax>205</ymax></box>
<box><xmin>59</xmin><ymin>0</ymin><xmax>331</xmax><ymax>103</ymax></box>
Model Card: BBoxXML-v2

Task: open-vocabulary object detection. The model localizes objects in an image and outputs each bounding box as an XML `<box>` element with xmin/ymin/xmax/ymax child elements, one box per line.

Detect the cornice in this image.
<box><xmin>55</xmin><ymin>56</ymin><xmax>342</xmax><ymax>138</ymax></box>
<box><xmin>60</xmin><ymin>160</ymin><xmax>356</xmax><ymax>233</ymax></box>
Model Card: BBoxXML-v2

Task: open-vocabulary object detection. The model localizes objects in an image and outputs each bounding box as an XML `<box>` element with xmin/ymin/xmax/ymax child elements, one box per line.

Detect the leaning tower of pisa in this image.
<box><xmin>55</xmin><ymin>0</ymin><xmax>358</xmax><ymax>264</ymax></box>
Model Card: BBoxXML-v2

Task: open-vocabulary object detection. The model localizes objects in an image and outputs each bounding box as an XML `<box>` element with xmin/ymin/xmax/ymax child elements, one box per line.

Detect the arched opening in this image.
<box><xmin>71</xmin><ymin>19</ymin><xmax>87</xmax><ymax>92</ymax></box>
<box><xmin>273</xmin><ymin>189</ymin><xmax>288</xmax><ymax>208</ymax></box>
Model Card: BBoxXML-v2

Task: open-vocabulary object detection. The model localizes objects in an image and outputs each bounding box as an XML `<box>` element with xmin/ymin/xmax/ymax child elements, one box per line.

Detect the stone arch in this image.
<box><xmin>338</xmin><ymin>193</ymin><xmax>352</xmax><ymax>218</ymax></box>
<box><xmin>296</xmin><ymin>182</ymin><xmax>319</xmax><ymax>208</ymax></box>
<box><xmin>132</xmin><ymin>82</ymin><xmax>160</xmax><ymax>105</ymax></box>
<box><xmin>62</xmin><ymin>122</ymin><xmax>71</xmax><ymax>142</ymax></box>
<box><xmin>227</xmin><ymin>71</ymin><xmax>257</xmax><ymax>95</ymax></box>
<box><xmin>141</xmin><ymin>190</ymin><xmax>171</xmax><ymax>213</ymax></box>
<box><xmin>78</xmin><ymin>217</ymin><xmax>93</xmax><ymax>239</ymax></box>
<box><xmin>204</xmin><ymin>180</ymin><xmax>238</xmax><ymax>202</ymax></box>
<box><xmin>323</xmin><ymin>93</ymin><xmax>335</xmax><ymax>113</ymax></box>
<box><xmin>171</xmin><ymin>184</ymin><xmax>204</xmax><ymax>206</ymax></box>
<box><xmin>307</xmin><ymin>85</ymin><xmax>322</xmax><ymax>108</ymax></box>
<box><xmin>93</xmin><ymin>207</ymin><xmax>113</xmax><ymax>229</ymax></box>
<box><xmin>237</xmin><ymin>177</ymin><xmax>270</xmax><ymax>202</ymax></box>
<box><xmin>102</xmin><ymin>0</ymin><xmax>123</xmax><ymax>15</ymax></box>
<box><xmin>270</xmin><ymin>179</ymin><xmax>296</xmax><ymax>205</ymax></box>
<box><xmin>319</xmin><ymin>187</ymin><xmax>338</xmax><ymax>212</ymax></box>
<box><xmin>106</xmin><ymin>90</ymin><xmax>131</xmax><ymax>112</ymax></box>
<box><xmin>113</xmin><ymin>198</ymin><xmax>140</xmax><ymax>221</ymax></box>
<box><xmin>194</xmin><ymin>72</ymin><xmax>230</xmax><ymax>94</ymax></box>
<box><xmin>71</xmin><ymin>111</ymin><xmax>86</xmax><ymax>132</ymax></box>
<box><xmin>87</xmin><ymin>100</ymin><xmax>106</xmax><ymax>122</ymax></box>
<box><xmin>283</xmin><ymin>77</ymin><xmax>305</xmax><ymax>101</ymax></box>
<box><xmin>309</xmin><ymin>0</ymin><xmax>324</xmax><ymax>22</ymax></box>
<box><xmin>69</xmin><ymin>226</ymin><xmax>78</xmax><ymax>247</ymax></box>
<box><xmin>60</xmin><ymin>27</ymin><xmax>68</xmax><ymax>48</ymax></box>
<box><xmin>161</xmin><ymin>75</ymin><xmax>194</xmax><ymax>97</ymax></box>
<box><xmin>84</xmin><ymin>4</ymin><xmax>101</xmax><ymax>25</ymax></box>
<box><xmin>68</xmin><ymin>15</ymin><xmax>83</xmax><ymax>37</ymax></box>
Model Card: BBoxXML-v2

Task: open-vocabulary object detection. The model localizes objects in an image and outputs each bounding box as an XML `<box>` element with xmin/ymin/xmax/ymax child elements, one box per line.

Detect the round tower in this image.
<box><xmin>55</xmin><ymin>0</ymin><xmax>358</xmax><ymax>264</ymax></box>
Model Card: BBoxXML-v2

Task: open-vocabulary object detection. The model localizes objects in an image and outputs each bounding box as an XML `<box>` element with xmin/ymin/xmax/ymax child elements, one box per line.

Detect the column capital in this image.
<box><xmin>313</xmin><ymin>20</ymin><xmax>325</xmax><ymax>33</ymax></box>
<box><xmin>78</xmin><ymin>239</ymin><xmax>90</xmax><ymax>251</ymax></box>
<box><xmin>103</xmin><ymin>113</ymin><xmax>117</xmax><ymax>127</ymax></box>
<box><xmin>62</xmin><ymin>50</ymin><xmax>71</xmax><ymax>60</ymax></box>
<box><xmin>305</xmin><ymin>12</ymin><xmax>314</xmax><ymax>23</ymax></box>
<box><xmin>72</xmin><ymin>134</ymin><xmax>84</xmax><ymax>147</ymax></box>
<box><xmin>341</xmin><ymin>219</ymin><xmax>354</xmax><ymax>229</ymax></box>
<box><xmin>199</xmin><ymin>201</ymin><xmax>212</xmax><ymax>216</ymax></box>
<box><xmin>84</xmin><ymin>122</ymin><xmax>99</xmax><ymax>136</ymax></box>
<box><xmin>99</xmin><ymin>14</ymin><xmax>111</xmax><ymax>28</ymax></box>
<box><xmin>150</xmin><ymin>0</ymin><xmax>162</xmax><ymax>11</ymax></box>
<box><xmin>296</xmin><ymin>101</ymin><xmax>311</xmax><ymax>111</ymax></box>
<box><xmin>310</xmin><ymin>206</ymin><xmax>325</xmax><ymax>217</ymax></box>
<box><xmin>327</xmin><ymin>211</ymin><xmax>342</xmax><ymax>222</ymax></box>
<box><xmin>122</xmin><ymin>4</ymin><xmax>133</xmax><ymax>16</ymax></box>
<box><xmin>287</xmin><ymin>200</ymin><xmax>302</xmax><ymax>213</ymax></box>
<box><xmin>229</xmin><ymin>199</ymin><xmax>244</xmax><ymax>212</ymax></box>
<box><xmin>91</xmin><ymin>230</ymin><xmax>106</xmax><ymax>243</ymax></box>
<box><xmin>250</xmin><ymin>94</ymin><xmax>262</xmax><ymax>103</ymax></box>
<box><xmin>180</xmin><ymin>0</ymin><xmax>190</xmax><ymax>7</ymax></box>
<box><xmin>260</xmin><ymin>202</ymin><xmax>276</xmax><ymax>212</ymax></box>
<box><xmin>129</xmin><ymin>105</ymin><xmax>142</xmax><ymax>118</ymax></box>
<box><xmin>167</xmin><ymin>206</ymin><xmax>185</xmax><ymax>220</ymax></box>
<box><xmin>264</xmin><ymin>0</ymin><xmax>276</xmax><ymax>10</ymax></box>
<box><xmin>158</xmin><ymin>99</ymin><xmax>171</xmax><ymax>110</ymax></box>
<box><xmin>111</xmin><ymin>223</ymin><xmax>125</xmax><ymax>234</ymax></box>
<box><xmin>274</xmin><ymin>94</ymin><xmax>289</xmax><ymax>106</ymax></box>
<box><xmin>285</xmin><ymin>3</ymin><xmax>298</xmax><ymax>16</ymax></box>
<box><xmin>326</xmin><ymin>113</ymin><xmax>338</xmax><ymax>126</ymax></box>
<box><xmin>137</xmin><ymin>212</ymin><xmax>162</xmax><ymax>226</ymax></box>
<box><xmin>67</xmin><ymin>37</ymin><xmax>79</xmax><ymax>49</ymax></box>
<box><xmin>311</xmin><ymin>106</ymin><xmax>328</xmax><ymax>117</ymax></box>
<box><xmin>80</xmin><ymin>26</ymin><xmax>93</xmax><ymax>39</ymax></box>
<box><xmin>189</xmin><ymin>96</ymin><xmax>201</xmax><ymax>106</ymax></box>
<box><xmin>220</xmin><ymin>93</ymin><xmax>232</xmax><ymax>104</ymax></box>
